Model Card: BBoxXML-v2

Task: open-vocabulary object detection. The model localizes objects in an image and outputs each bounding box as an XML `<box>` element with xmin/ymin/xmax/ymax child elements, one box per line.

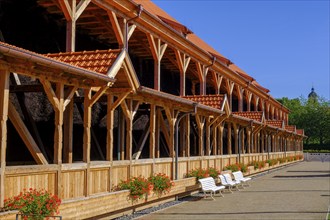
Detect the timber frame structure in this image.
<box><xmin>0</xmin><ymin>0</ymin><xmax>304</xmax><ymax>218</ymax></box>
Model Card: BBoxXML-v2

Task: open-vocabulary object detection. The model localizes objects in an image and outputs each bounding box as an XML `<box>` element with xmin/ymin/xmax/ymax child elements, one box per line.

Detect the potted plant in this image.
<box><xmin>148</xmin><ymin>173</ymin><xmax>174</xmax><ymax>197</ymax></box>
<box><xmin>3</xmin><ymin>188</ymin><xmax>61</xmax><ymax>220</ymax></box>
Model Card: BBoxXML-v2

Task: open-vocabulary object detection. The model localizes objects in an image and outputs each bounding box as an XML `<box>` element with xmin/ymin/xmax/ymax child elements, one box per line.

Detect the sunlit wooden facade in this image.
<box><xmin>0</xmin><ymin>0</ymin><xmax>304</xmax><ymax>218</ymax></box>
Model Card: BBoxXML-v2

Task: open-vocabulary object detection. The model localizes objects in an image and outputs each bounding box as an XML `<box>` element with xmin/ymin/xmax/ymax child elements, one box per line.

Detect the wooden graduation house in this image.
<box><xmin>0</xmin><ymin>0</ymin><xmax>305</xmax><ymax>218</ymax></box>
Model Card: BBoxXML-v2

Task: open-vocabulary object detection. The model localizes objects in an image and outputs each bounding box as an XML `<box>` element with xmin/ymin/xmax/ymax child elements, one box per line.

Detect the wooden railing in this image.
<box><xmin>3</xmin><ymin>151</ymin><xmax>302</xmax><ymax>200</ymax></box>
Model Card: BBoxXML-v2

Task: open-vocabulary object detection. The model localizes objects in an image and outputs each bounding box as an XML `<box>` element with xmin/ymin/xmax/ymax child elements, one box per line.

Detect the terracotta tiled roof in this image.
<box><xmin>182</xmin><ymin>95</ymin><xmax>224</xmax><ymax>110</ymax></box>
<box><xmin>296</xmin><ymin>129</ymin><xmax>304</xmax><ymax>135</ymax></box>
<box><xmin>233</xmin><ymin>112</ymin><xmax>264</xmax><ymax>122</ymax></box>
<box><xmin>45</xmin><ymin>49</ymin><xmax>121</xmax><ymax>75</ymax></box>
<box><xmin>285</xmin><ymin>125</ymin><xmax>296</xmax><ymax>133</ymax></box>
<box><xmin>266</xmin><ymin>120</ymin><xmax>284</xmax><ymax>128</ymax></box>
<box><xmin>229</xmin><ymin>64</ymin><xmax>255</xmax><ymax>81</ymax></box>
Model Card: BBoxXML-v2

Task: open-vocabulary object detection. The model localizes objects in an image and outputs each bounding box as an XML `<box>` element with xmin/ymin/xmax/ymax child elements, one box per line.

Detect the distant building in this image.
<box><xmin>308</xmin><ymin>87</ymin><xmax>318</xmax><ymax>100</ymax></box>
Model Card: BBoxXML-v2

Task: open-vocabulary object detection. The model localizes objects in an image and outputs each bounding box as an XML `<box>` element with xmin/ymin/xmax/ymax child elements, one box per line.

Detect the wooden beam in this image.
<box><xmin>195</xmin><ymin>114</ymin><xmax>205</xmax><ymax>156</ymax></box>
<box><xmin>0</xmin><ymin>70</ymin><xmax>9</xmax><ymax>207</ymax></box>
<box><xmin>89</xmin><ymin>85</ymin><xmax>109</xmax><ymax>106</ymax></box>
<box><xmin>83</xmin><ymin>89</ymin><xmax>92</xmax><ymax>163</ymax></box>
<box><xmin>133</xmin><ymin>123</ymin><xmax>150</xmax><ymax>160</ymax></box>
<box><xmin>59</xmin><ymin>0</ymin><xmax>73</xmax><ymax>20</ymax></box>
<box><xmin>63</xmin><ymin>101</ymin><xmax>73</xmax><ymax>163</ymax></box>
<box><xmin>147</xmin><ymin>34</ymin><xmax>167</xmax><ymax>91</ymax></box>
<box><xmin>8</xmin><ymin>102</ymin><xmax>48</xmax><ymax>165</ymax></box>
<box><xmin>108</xmin><ymin>11</ymin><xmax>124</xmax><ymax>47</ymax></box>
<box><xmin>175</xmin><ymin>50</ymin><xmax>191</xmax><ymax>96</ymax></box>
<box><xmin>149</xmin><ymin>104</ymin><xmax>156</xmax><ymax>160</ymax></box>
<box><xmin>10</xmin><ymin>73</ymin><xmax>49</xmax><ymax>161</ymax></box>
<box><xmin>158</xmin><ymin>110</ymin><xmax>171</xmax><ymax>155</ymax></box>
<box><xmin>106</xmin><ymin>94</ymin><xmax>114</xmax><ymax>161</ymax></box>
<box><xmin>54</xmin><ymin>83</ymin><xmax>64</xmax><ymax>164</ymax></box>
<box><xmin>75</xmin><ymin>0</ymin><xmax>91</xmax><ymax>20</ymax></box>
<box><xmin>107</xmin><ymin>50</ymin><xmax>126</xmax><ymax>78</ymax></box>
<box><xmin>63</xmin><ymin>86</ymin><xmax>78</xmax><ymax>110</ymax></box>
<box><xmin>196</xmin><ymin>62</ymin><xmax>208</xmax><ymax>95</ymax></box>
<box><xmin>40</xmin><ymin>79</ymin><xmax>59</xmax><ymax>110</ymax></box>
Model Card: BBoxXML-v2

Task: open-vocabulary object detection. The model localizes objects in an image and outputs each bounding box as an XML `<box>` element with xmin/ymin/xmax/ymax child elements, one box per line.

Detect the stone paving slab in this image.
<box><xmin>136</xmin><ymin>161</ymin><xmax>330</xmax><ymax>220</ymax></box>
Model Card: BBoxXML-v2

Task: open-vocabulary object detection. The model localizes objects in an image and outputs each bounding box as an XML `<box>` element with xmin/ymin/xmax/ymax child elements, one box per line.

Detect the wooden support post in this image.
<box><xmin>195</xmin><ymin>115</ymin><xmax>205</xmax><ymax>156</ymax></box>
<box><xmin>0</xmin><ymin>70</ymin><xmax>9</xmax><ymax>207</ymax></box>
<box><xmin>237</xmin><ymin>86</ymin><xmax>243</xmax><ymax>112</ymax></box>
<box><xmin>150</xmin><ymin>104</ymin><xmax>156</xmax><ymax>171</ymax></box>
<box><xmin>247</xmin><ymin>128</ymin><xmax>251</xmax><ymax>154</ymax></box>
<box><xmin>196</xmin><ymin>63</ymin><xmax>208</xmax><ymax>95</ymax></box>
<box><xmin>218</xmin><ymin>125</ymin><xmax>224</xmax><ymax>155</ymax></box>
<box><xmin>106</xmin><ymin>95</ymin><xmax>115</xmax><ymax>161</ymax></box>
<box><xmin>212</xmin><ymin>125</ymin><xmax>217</xmax><ymax>155</ymax></box>
<box><xmin>83</xmin><ymin>89</ymin><xmax>92</xmax><ymax>163</ymax></box>
<box><xmin>212</xmin><ymin>71</ymin><xmax>223</xmax><ymax>95</ymax></box>
<box><xmin>227</xmin><ymin>123</ymin><xmax>232</xmax><ymax>155</ymax></box>
<box><xmin>147</xmin><ymin>34</ymin><xmax>167</xmax><ymax>91</ymax></box>
<box><xmin>175</xmin><ymin>50</ymin><xmax>190</xmax><ymax>96</ymax></box>
<box><xmin>155</xmin><ymin>109</ymin><xmax>160</xmax><ymax>158</ymax></box>
<box><xmin>205</xmin><ymin>117</ymin><xmax>211</xmax><ymax>156</ymax></box>
<box><xmin>185</xmin><ymin>116</ymin><xmax>190</xmax><ymax>158</ymax></box>
<box><xmin>246</xmin><ymin>92</ymin><xmax>252</xmax><ymax>112</ymax></box>
<box><xmin>63</xmin><ymin>101</ymin><xmax>73</xmax><ymax>163</ymax></box>
<box><xmin>241</xmin><ymin>128</ymin><xmax>245</xmax><ymax>154</ymax></box>
<box><xmin>226</xmin><ymin>80</ymin><xmax>235</xmax><ymax>110</ymax></box>
<box><xmin>233</xmin><ymin>123</ymin><xmax>239</xmax><ymax>154</ymax></box>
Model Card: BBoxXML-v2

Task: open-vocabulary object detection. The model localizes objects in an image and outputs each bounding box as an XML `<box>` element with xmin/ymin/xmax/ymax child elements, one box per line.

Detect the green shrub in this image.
<box><xmin>186</xmin><ymin>167</ymin><xmax>220</xmax><ymax>180</ymax></box>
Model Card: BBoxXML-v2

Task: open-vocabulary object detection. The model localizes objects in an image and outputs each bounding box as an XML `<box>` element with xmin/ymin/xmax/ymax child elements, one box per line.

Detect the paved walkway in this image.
<box><xmin>137</xmin><ymin>161</ymin><xmax>330</xmax><ymax>220</ymax></box>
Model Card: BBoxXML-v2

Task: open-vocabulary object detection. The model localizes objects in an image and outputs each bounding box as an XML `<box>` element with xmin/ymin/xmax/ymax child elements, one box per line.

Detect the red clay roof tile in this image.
<box><xmin>233</xmin><ymin>111</ymin><xmax>264</xmax><ymax>122</ymax></box>
<box><xmin>296</xmin><ymin>129</ymin><xmax>304</xmax><ymax>135</ymax></box>
<box><xmin>285</xmin><ymin>125</ymin><xmax>296</xmax><ymax>133</ymax></box>
<box><xmin>266</xmin><ymin>120</ymin><xmax>284</xmax><ymax>128</ymax></box>
<box><xmin>182</xmin><ymin>94</ymin><xmax>225</xmax><ymax>110</ymax></box>
<box><xmin>45</xmin><ymin>49</ymin><xmax>121</xmax><ymax>75</ymax></box>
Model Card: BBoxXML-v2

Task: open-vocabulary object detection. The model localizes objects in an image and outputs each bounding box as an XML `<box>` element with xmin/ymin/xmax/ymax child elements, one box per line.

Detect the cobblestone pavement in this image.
<box><xmin>135</xmin><ymin>161</ymin><xmax>330</xmax><ymax>220</ymax></box>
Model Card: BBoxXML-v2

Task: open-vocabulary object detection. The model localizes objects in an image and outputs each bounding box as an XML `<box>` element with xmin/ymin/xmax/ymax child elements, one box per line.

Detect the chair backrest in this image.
<box><xmin>232</xmin><ymin>171</ymin><xmax>243</xmax><ymax>181</ymax></box>
<box><xmin>223</xmin><ymin>173</ymin><xmax>235</xmax><ymax>184</ymax></box>
<box><xmin>198</xmin><ymin>177</ymin><xmax>216</xmax><ymax>190</ymax></box>
<box><xmin>218</xmin><ymin>174</ymin><xmax>228</xmax><ymax>185</ymax></box>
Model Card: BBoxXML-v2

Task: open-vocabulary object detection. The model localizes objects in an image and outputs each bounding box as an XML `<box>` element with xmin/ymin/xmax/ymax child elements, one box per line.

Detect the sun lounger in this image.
<box><xmin>198</xmin><ymin>177</ymin><xmax>225</xmax><ymax>200</ymax></box>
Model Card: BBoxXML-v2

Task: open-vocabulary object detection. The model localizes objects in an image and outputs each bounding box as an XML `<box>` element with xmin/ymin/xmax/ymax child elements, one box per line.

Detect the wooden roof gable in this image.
<box><xmin>46</xmin><ymin>49</ymin><xmax>140</xmax><ymax>92</ymax></box>
<box><xmin>0</xmin><ymin>42</ymin><xmax>115</xmax><ymax>87</ymax></box>
<box><xmin>45</xmin><ymin>49</ymin><xmax>120</xmax><ymax>75</ymax></box>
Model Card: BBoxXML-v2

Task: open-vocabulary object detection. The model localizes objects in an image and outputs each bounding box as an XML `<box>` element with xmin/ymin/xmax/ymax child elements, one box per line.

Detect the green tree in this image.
<box><xmin>277</xmin><ymin>96</ymin><xmax>330</xmax><ymax>146</ymax></box>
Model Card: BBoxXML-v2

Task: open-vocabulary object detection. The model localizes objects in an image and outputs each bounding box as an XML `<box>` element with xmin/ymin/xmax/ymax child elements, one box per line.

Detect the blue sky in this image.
<box><xmin>153</xmin><ymin>0</ymin><xmax>330</xmax><ymax>100</ymax></box>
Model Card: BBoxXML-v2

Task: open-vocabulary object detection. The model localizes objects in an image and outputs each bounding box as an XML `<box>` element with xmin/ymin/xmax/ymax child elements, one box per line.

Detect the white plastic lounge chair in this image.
<box><xmin>198</xmin><ymin>177</ymin><xmax>225</xmax><ymax>200</ymax></box>
<box><xmin>219</xmin><ymin>174</ymin><xmax>239</xmax><ymax>193</ymax></box>
<box><xmin>233</xmin><ymin>171</ymin><xmax>252</xmax><ymax>187</ymax></box>
<box><xmin>223</xmin><ymin>173</ymin><xmax>242</xmax><ymax>189</ymax></box>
